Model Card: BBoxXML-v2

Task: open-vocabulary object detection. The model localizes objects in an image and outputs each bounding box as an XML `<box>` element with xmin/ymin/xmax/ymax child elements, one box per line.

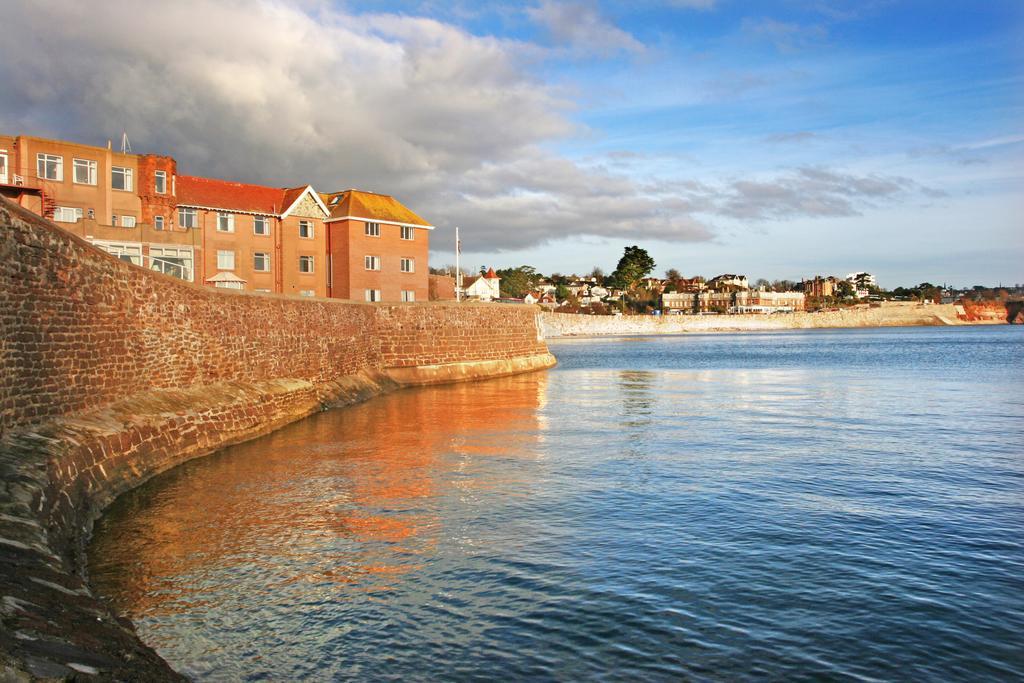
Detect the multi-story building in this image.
<box><xmin>1</xmin><ymin>133</ymin><xmax>436</xmax><ymax>302</ymax></box>
<box><xmin>801</xmin><ymin>276</ymin><xmax>838</xmax><ymax>298</ymax></box>
<box><xmin>0</xmin><ymin>134</ymin><xmax>195</xmax><ymax>279</ymax></box>
<box><xmin>698</xmin><ymin>290</ymin><xmax>735</xmax><ymax>313</ymax></box>
<box><xmin>662</xmin><ymin>291</ymin><xmax>698</xmax><ymax>313</ymax></box>
<box><xmin>733</xmin><ymin>289</ymin><xmax>805</xmax><ymax>313</ymax></box>
<box><xmin>322</xmin><ymin>189</ymin><xmax>432</xmax><ymax>302</ymax></box>
<box><xmin>176</xmin><ymin>176</ymin><xmax>329</xmax><ymax>296</ymax></box>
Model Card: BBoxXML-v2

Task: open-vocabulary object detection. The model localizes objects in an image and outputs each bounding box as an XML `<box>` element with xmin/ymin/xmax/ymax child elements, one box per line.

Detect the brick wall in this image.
<box><xmin>0</xmin><ymin>197</ymin><xmax>550</xmax><ymax>437</ymax></box>
<box><xmin>0</xmin><ymin>196</ymin><xmax>554</xmax><ymax>680</ymax></box>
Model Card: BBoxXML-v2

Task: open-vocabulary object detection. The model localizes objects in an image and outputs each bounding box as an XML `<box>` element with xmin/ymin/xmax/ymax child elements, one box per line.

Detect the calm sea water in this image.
<box><xmin>89</xmin><ymin>326</ymin><xmax>1024</xmax><ymax>681</ymax></box>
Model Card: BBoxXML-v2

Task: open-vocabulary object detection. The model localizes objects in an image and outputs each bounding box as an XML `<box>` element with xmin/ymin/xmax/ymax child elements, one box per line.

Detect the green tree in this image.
<box><xmin>609</xmin><ymin>246</ymin><xmax>656</xmax><ymax>291</ymax></box>
<box><xmin>496</xmin><ymin>265</ymin><xmax>539</xmax><ymax>299</ymax></box>
<box><xmin>836</xmin><ymin>280</ymin><xmax>855</xmax><ymax>298</ymax></box>
<box><xmin>665</xmin><ymin>268</ymin><xmax>682</xmax><ymax>281</ymax></box>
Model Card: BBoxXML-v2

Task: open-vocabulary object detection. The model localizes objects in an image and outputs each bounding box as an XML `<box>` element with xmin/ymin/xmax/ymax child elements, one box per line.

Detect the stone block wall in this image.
<box><xmin>0</xmin><ymin>199</ymin><xmax>550</xmax><ymax>438</ymax></box>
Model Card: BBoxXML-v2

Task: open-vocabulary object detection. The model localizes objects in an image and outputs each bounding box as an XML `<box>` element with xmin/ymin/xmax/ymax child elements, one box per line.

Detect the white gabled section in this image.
<box><xmin>280</xmin><ymin>185</ymin><xmax>329</xmax><ymax>219</ymax></box>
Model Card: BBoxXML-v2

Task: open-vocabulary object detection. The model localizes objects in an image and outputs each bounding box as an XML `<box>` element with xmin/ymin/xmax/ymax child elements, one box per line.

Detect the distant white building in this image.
<box><xmin>847</xmin><ymin>272</ymin><xmax>877</xmax><ymax>289</ymax></box>
<box><xmin>463</xmin><ymin>268</ymin><xmax>501</xmax><ymax>301</ymax></box>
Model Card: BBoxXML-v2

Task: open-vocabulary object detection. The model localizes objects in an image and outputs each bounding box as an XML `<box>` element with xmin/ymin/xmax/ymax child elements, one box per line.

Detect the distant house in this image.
<box><xmin>524</xmin><ymin>290</ymin><xmax>558</xmax><ymax>307</ymax></box>
<box><xmin>733</xmin><ymin>289</ymin><xmax>805</xmax><ymax>313</ymax></box>
<box><xmin>463</xmin><ymin>267</ymin><xmax>500</xmax><ymax>301</ymax></box>
<box><xmin>707</xmin><ymin>274</ymin><xmax>749</xmax><ymax>290</ymax></box>
<box><xmin>640</xmin><ymin>277</ymin><xmax>665</xmax><ymax>293</ymax></box>
<box><xmin>662</xmin><ymin>291</ymin><xmax>697</xmax><ymax>314</ymax></box>
<box><xmin>846</xmin><ymin>272</ymin><xmax>877</xmax><ymax>289</ymax></box>
<box><xmin>801</xmin><ymin>276</ymin><xmax>838</xmax><ymax>298</ymax></box>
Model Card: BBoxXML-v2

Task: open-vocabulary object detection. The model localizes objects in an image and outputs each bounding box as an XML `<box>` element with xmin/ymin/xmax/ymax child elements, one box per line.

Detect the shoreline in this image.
<box><xmin>540</xmin><ymin>302</ymin><xmax>1008</xmax><ymax>338</ymax></box>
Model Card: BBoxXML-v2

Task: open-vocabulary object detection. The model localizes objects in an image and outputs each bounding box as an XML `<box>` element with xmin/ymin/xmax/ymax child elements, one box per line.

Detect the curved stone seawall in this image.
<box><xmin>0</xmin><ymin>199</ymin><xmax>554</xmax><ymax>680</ymax></box>
<box><xmin>541</xmin><ymin>302</ymin><xmax>1002</xmax><ymax>337</ymax></box>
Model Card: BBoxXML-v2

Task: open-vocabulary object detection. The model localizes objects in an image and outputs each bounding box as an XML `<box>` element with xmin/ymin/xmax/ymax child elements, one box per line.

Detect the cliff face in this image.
<box><xmin>0</xmin><ymin>197</ymin><xmax>554</xmax><ymax>680</ymax></box>
<box><xmin>958</xmin><ymin>300</ymin><xmax>1014</xmax><ymax>323</ymax></box>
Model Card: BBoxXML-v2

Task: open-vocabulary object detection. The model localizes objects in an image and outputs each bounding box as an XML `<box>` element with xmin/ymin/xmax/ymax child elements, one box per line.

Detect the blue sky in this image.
<box><xmin>2</xmin><ymin>0</ymin><xmax>1021</xmax><ymax>287</ymax></box>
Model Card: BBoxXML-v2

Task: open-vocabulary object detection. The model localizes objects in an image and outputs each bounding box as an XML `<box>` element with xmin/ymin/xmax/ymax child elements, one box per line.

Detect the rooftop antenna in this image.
<box><xmin>120</xmin><ymin>131</ymin><xmax>132</xmax><ymax>154</ymax></box>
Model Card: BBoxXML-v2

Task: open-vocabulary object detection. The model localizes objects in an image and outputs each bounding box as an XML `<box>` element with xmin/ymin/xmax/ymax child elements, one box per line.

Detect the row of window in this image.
<box><xmin>216</xmin><ymin>250</ymin><xmax>315</xmax><ymax>274</ymax></box>
<box><xmin>36</xmin><ymin>153</ymin><xmax>167</xmax><ymax>193</ymax></box>
<box><xmin>363</xmin><ymin>255</ymin><xmax>415</xmax><ymax>273</ymax></box>
<box><xmin>364</xmin><ymin>289</ymin><xmax>417</xmax><ymax>302</ymax></box>
<box><xmin>365</xmin><ymin>222</ymin><xmax>416</xmax><ymax>241</ymax></box>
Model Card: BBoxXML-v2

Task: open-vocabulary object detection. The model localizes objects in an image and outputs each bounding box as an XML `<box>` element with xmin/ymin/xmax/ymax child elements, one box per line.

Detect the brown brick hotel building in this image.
<box><xmin>0</xmin><ymin>133</ymin><xmax>433</xmax><ymax>302</ymax></box>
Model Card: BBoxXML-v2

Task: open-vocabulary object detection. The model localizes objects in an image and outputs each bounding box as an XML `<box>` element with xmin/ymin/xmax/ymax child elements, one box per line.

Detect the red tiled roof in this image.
<box><xmin>484</xmin><ymin>268</ymin><xmax>498</xmax><ymax>279</ymax></box>
<box><xmin>178</xmin><ymin>175</ymin><xmax>289</xmax><ymax>215</ymax></box>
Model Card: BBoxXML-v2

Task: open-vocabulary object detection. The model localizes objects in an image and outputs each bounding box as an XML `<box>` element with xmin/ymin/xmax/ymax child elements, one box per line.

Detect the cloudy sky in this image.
<box><xmin>2</xmin><ymin>0</ymin><xmax>1021</xmax><ymax>287</ymax></box>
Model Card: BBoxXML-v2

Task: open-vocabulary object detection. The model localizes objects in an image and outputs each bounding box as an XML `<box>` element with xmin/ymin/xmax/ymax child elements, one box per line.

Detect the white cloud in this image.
<box><xmin>526</xmin><ymin>1</ymin><xmax>644</xmax><ymax>57</ymax></box>
<box><xmin>0</xmin><ymin>0</ymin><xmax>938</xmax><ymax>254</ymax></box>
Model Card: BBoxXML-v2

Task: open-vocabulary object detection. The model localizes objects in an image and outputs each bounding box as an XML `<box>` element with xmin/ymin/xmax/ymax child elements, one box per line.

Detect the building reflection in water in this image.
<box><xmin>89</xmin><ymin>372</ymin><xmax>548</xmax><ymax>620</ymax></box>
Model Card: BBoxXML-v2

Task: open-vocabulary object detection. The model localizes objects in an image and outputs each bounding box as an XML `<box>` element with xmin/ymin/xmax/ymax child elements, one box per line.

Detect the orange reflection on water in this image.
<box><xmin>89</xmin><ymin>372</ymin><xmax>548</xmax><ymax>616</ymax></box>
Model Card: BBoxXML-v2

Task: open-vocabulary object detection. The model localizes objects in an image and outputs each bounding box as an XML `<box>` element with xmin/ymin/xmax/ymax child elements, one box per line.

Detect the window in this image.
<box><xmin>298</xmin><ymin>220</ymin><xmax>313</xmax><ymax>239</ymax></box>
<box><xmin>154</xmin><ymin>170</ymin><xmax>167</xmax><ymax>194</ymax></box>
<box><xmin>401</xmin><ymin>225</ymin><xmax>415</xmax><ymax>240</ymax></box>
<box><xmin>254</xmin><ymin>252</ymin><xmax>270</xmax><ymax>272</ymax></box>
<box><xmin>299</xmin><ymin>289</ymin><xmax>315</xmax><ymax>297</ymax></box>
<box><xmin>365</xmin><ymin>222</ymin><xmax>380</xmax><ymax>237</ymax></box>
<box><xmin>149</xmin><ymin>246</ymin><xmax>194</xmax><ymax>282</ymax></box>
<box><xmin>400</xmin><ymin>257</ymin><xmax>414</xmax><ymax>273</ymax></box>
<box><xmin>53</xmin><ymin>206</ymin><xmax>83</xmax><ymax>223</ymax></box>
<box><xmin>73</xmin><ymin>158</ymin><xmax>97</xmax><ymax>185</ymax></box>
<box><xmin>254</xmin><ymin>216</ymin><xmax>270</xmax><ymax>236</ymax></box>
<box><xmin>121</xmin><ymin>215</ymin><xmax>136</xmax><ymax>228</ymax></box>
<box><xmin>401</xmin><ymin>290</ymin><xmax>416</xmax><ymax>302</ymax></box>
<box><xmin>365</xmin><ymin>289</ymin><xmax>382</xmax><ymax>302</ymax></box>
<box><xmin>178</xmin><ymin>207</ymin><xmax>197</xmax><ymax>228</ymax></box>
<box><xmin>37</xmin><ymin>153</ymin><xmax>63</xmax><ymax>181</ymax></box>
<box><xmin>0</xmin><ymin>151</ymin><xmax>7</xmax><ymax>184</ymax></box>
<box><xmin>217</xmin><ymin>250</ymin><xmax>235</xmax><ymax>270</ymax></box>
<box><xmin>299</xmin><ymin>255</ymin><xmax>315</xmax><ymax>273</ymax></box>
<box><xmin>154</xmin><ymin>215</ymin><xmax>165</xmax><ymax>230</ymax></box>
<box><xmin>364</xmin><ymin>255</ymin><xmax>381</xmax><ymax>271</ymax></box>
<box><xmin>217</xmin><ymin>213</ymin><xmax>234</xmax><ymax>232</ymax></box>
<box><xmin>111</xmin><ymin>166</ymin><xmax>133</xmax><ymax>191</ymax></box>
<box><xmin>91</xmin><ymin>241</ymin><xmax>142</xmax><ymax>266</ymax></box>
<box><xmin>255</xmin><ymin>288</ymin><xmax>272</xmax><ymax>293</ymax></box>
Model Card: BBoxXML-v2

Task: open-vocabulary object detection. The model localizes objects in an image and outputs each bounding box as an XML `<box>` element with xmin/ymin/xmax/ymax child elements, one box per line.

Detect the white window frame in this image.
<box><xmin>364</xmin><ymin>255</ymin><xmax>381</xmax><ymax>271</ymax></box>
<box><xmin>121</xmin><ymin>215</ymin><xmax>137</xmax><ymax>228</ymax></box>
<box><xmin>254</xmin><ymin>216</ymin><xmax>270</xmax><ymax>236</ymax></box>
<box><xmin>298</xmin><ymin>220</ymin><xmax>314</xmax><ymax>239</ymax></box>
<box><xmin>400</xmin><ymin>225</ymin><xmax>415</xmax><ymax>240</ymax></box>
<box><xmin>178</xmin><ymin>207</ymin><xmax>197</xmax><ymax>228</ymax></box>
<box><xmin>154</xmin><ymin>170</ymin><xmax>167</xmax><ymax>194</ymax></box>
<box><xmin>254</xmin><ymin>252</ymin><xmax>271</xmax><ymax>272</ymax></box>
<box><xmin>52</xmin><ymin>206</ymin><xmax>84</xmax><ymax>223</ymax></box>
<box><xmin>73</xmin><ymin>158</ymin><xmax>97</xmax><ymax>185</ymax></box>
<box><xmin>0</xmin><ymin>151</ymin><xmax>7</xmax><ymax>184</ymax></box>
<box><xmin>365</xmin><ymin>222</ymin><xmax>380</xmax><ymax>237</ymax></box>
<box><xmin>217</xmin><ymin>213</ymin><xmax>235</xmax><ymax>233</ymax></box>
<box><xmin>217</xmin><ymin>250</ymin><xmax>235</xmax><ymax>270</ymax></box>
<box><xmin>400</xmin><ymin>257</ymin><xmax>414</xmax><ymax>273</ymax></box>
<box><xmin>149</xmin><ymin>245</ymin><xmax>194</xmax><ymax>282</ymax></box>
<box><xmin>91</xmin><ymin>240</ymin><xmax>142</xmax><ymax>266</ymax></box>
<box><xmin>365</xmin><ymin>289</ymin><xmax>382</xmax><ymax>302</ymax></box>
<box><xmin>401</xmin><ymin>290</ymin><xmax>416</xmax><ymax>302</ymax></box>
<box><xmin>299</xmin><ymin>255</ymin><xmax>315</xmax><ymax>273</ymax></box>
<box><xmin>299</xmin><ymin>289</ymin><xmax>315</xmax><ymax>297</ymax></box>
<box><xmin>154</xmin><ymin>215</ymin><xmax>165</xmax><ymax>230</ymax></box>
<box><xmin>37</xmin><ymin>153</ymin><xmax>63</xmax><ymax>181</ymax></box>
<box><xmin>111</xmin><ymin>166</ymin><xmax>133</xmax><ymax>192</ymax></box>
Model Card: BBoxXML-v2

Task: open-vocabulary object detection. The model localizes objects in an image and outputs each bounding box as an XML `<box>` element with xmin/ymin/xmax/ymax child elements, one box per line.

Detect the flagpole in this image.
<box><xmin>455</xmin><ymin>226</ymin><xmax>461</xmax><ymax>302</ymax></box>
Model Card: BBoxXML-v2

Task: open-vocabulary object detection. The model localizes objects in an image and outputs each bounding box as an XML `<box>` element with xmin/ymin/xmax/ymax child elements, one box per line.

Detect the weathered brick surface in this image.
<box><xmin>0</xmin><ymin>198</ymin><xmax>549</xmax><ymax>438</ymax></box>
<box><xmin>0</xmin><ymin>197</ymin><xmax>553</xmax><ymax>680</ymax></box>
